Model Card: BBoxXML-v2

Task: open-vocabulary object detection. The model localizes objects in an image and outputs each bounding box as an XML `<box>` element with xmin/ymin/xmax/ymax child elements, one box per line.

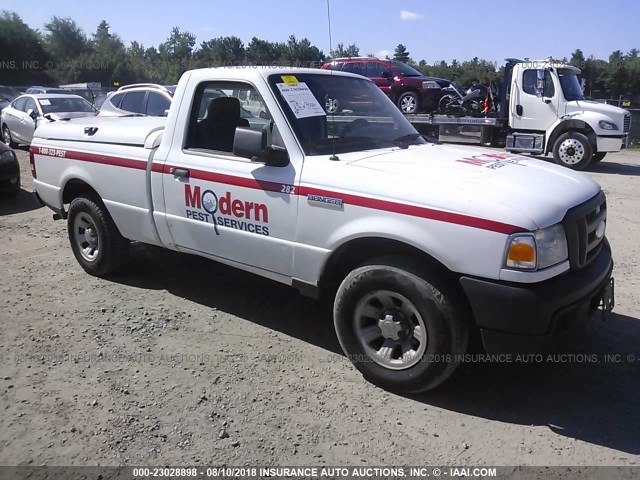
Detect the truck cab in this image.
<box><xmin>503</xmin><ymin>58</ymin><xmax>631</xmax><ymax>169</ymax></box>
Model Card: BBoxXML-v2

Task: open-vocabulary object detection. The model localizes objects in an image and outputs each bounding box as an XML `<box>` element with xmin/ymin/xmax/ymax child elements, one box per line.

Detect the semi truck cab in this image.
<box><xmin>504</xmin><ymin>58</ymin><xmax>631</xmax><ymax>169</ymax></box>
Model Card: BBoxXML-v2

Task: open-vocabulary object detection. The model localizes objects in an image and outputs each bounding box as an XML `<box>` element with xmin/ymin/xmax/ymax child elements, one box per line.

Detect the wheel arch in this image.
<box><xmin>318</xmin><ymin>236</ymin><xmax>458</xmax><ymax>296</ymax></box>
<box><xmin>545</xmin><ymin>120</ymin><xmax>596</xmax><ymax>154</ymax></box>
<box><xmin>59</xmin><ymin>177</ymin><xmax>102</xmax><ymax>218</ymax></box>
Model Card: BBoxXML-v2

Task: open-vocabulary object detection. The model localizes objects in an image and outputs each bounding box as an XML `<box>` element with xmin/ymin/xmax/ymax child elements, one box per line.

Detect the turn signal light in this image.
<box><xmin>505</xmin><ymin>236</ymin><xmax>536</xmax><ymax>269</ymax></box>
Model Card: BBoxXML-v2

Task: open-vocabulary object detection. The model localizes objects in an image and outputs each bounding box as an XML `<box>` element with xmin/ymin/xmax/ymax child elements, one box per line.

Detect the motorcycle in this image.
<box><xmin>438</xmin><ymin>82</ymin><xmax>484</xmax><ymax>116</ymax></box>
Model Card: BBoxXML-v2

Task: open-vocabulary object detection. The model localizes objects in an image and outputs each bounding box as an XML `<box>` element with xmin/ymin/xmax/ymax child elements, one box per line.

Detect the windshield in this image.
<box><xmin>38</xmin><ymin>97</ymin><xmax>96</xmax><ymax>114</ymax></box>
<box><xmin>558</xmin><ymin>70</ymin><xmax>585</xmax><ymax>101</ymax></box>
<box><xmin>268</xmin><ymin>73</ymin><xmax>425</xmax><ymax>156</ymax></box>
<box><xmin>388</xmin><ymin>60</ymin><xmax>423</xmax><ymax>77</ymax></box>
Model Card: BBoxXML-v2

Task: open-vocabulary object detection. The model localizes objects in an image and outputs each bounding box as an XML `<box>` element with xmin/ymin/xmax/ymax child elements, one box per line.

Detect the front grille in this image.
<box><xmin>624</xmin><ymin>114</ymin><xmax>631</xmax><ymax>133</ymax></box>
<box><xmin>562</xmin><ymin>191</ymin><xmax>607</xmax><ymax>270</ymax></box>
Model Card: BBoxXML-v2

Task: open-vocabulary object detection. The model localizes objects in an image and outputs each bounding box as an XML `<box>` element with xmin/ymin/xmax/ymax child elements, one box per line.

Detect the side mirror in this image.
<box><xmin>234</xmin><ymin>127</ymin><xmax>267</xmax><ymax>159</ymax></box>
<box><xmin>163</xmin><ymin>109</ymin><xmax>170</xmax><ymax>116</ymax></box>
<box><xmin>233</xmin><ymin>127</ymin><xmax>289</xmax><ymax>167</ymax></box>
<box><xmin>27</xmin><ymin>108</ymin><xmax>37</xmax><ymax>120</ymax></box>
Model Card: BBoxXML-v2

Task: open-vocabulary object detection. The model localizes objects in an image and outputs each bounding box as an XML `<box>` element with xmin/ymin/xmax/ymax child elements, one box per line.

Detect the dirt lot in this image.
<box><xmin>1</xmin><ymin>148</ymin><xmax>639</xmax><ymax>468</ymax></box>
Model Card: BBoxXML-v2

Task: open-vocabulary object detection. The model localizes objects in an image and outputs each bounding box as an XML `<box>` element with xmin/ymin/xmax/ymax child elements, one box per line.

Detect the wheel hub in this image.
<box><xmin>353</xmin><ymin>290</ymin><xmax>428</xmax><ymax>370</ymax></box>
<box><xmin>378</xmin><ymin>314</ymin><xmax>410</xmax><ymax>341</ymax></box>
<box><xmin>559</xmin><ymin>138</ymin><xmax>585</xmax><ymax>164</ymax></box>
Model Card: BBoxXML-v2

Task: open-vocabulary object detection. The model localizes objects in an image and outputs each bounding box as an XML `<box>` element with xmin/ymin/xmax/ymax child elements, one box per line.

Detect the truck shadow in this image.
<box><xmin>109</xmin><ymin>243</ymin><xmax>640</xmax><ymax>456</ymax></box>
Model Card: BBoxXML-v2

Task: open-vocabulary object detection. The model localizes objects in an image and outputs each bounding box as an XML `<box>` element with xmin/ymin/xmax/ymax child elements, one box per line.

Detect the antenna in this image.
<box><xmin>326</xmin><ymin>0</ymin><xmax>333</xmax><ymax>57</ymax></box>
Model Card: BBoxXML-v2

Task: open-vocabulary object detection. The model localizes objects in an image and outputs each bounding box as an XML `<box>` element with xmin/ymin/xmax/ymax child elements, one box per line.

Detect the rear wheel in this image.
<box><xmin>2</xmin><ymin>124</ymin><xmax>17</xmax><ymax>148</ymax></box>
<box><xmin>552</xmin><ymin>132</ymin><xmax>593</xmax><ymax>170</ymax></box>
<box><xmin>333</xmin><ymin>256</ymin><xmax>470</xmax><ymax>393</ymax></box>
<box><xmin>592</xmin><ymin>152</ymin><xmax>607</xmax><ymax>163</ymax></box>
<box><xmin>397</xmin><ymin>92</ymin><xmax>420</xmax><ymax>114</ymax></box>
<box><xmin>67</xmin><ymin>194</ymin><xmax>130</xmax><ymax>276</ymax></box>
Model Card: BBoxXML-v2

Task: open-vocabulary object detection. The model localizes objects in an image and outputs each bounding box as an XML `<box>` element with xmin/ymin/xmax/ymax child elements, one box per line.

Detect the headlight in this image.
<box><xmin>504</xmin><ymin>223</ymin><xmax>568</xmax><ymax>271</ymax></box>
<box><xmin>422</xmin><ymin>81</ymin><xmax>440</xmax><ymax>89</ymax></box>
<box><xmin>0</xmin><ymin>150</ymin><xmax>16</xmax><ymax>165</ymax></box>
<box><xmin>598</xmin><ymin>120</ymin><xmax>618</xmax><ymax>130</ymax></box>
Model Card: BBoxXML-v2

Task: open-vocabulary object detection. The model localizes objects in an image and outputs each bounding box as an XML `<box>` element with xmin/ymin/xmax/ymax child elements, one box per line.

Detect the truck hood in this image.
<box><xmin>564</xmin><ymin>99</ymin><xmax>628</xmax><ymax>118</ymax></box>
<box><xmin>337</xmin><ymin>144</ymin><xmax>601</xmax><ymax>230</ymax></box>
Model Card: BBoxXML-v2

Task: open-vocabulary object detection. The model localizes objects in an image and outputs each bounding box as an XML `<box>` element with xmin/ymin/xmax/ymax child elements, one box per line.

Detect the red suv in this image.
<box><xmin>321</xmin><ymin>57</ymin><xmax>450</xmax><ymax>114</ymax></box>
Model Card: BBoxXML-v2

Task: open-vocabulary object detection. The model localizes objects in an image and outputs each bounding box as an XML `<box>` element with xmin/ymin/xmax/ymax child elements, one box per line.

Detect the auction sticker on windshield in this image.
<box><xmin>276</xmin><ymin>82</ymin><xmax>325</xmax><ymax>119</ymax></box>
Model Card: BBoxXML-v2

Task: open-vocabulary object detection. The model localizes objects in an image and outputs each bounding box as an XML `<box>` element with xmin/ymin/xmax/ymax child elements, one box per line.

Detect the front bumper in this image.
<box><xmin>596</xmin><ymin>134</ymin><xmax>629</xmax><ymax>152</ymax></box>
<box><xmin>460</xmin><ymin>240</ymin><xmax>613</xmax><ymax>354</ymax></box>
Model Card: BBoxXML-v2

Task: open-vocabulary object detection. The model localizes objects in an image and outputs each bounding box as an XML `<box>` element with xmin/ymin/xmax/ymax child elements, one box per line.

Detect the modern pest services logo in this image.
<box><xmin>184</xmin><ymin>184</ymin><xmax>270</xmax><ymax>236</ymax></box>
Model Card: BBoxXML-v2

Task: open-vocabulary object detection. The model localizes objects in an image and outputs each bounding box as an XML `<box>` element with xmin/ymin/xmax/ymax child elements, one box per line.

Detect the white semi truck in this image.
<box><xmin>407</xmin><ymin>58</ymin><xmax>631</xmax><ymax>170</ymax></box>
<box><xmin>31</xmin><ymin>66</ymin><xmax>614</xmax><ymax>392</ymax></box>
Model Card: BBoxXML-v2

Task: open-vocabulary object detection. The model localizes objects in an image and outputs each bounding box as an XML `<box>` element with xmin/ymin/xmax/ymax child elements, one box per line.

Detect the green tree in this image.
<box><xmin>393</xmin><ymin>44</ymin><xmax>410</xmax><ymax>63</ymax></box>
<box><xmin>0</xmin><ymin>11</ymin><xmax>52</xmax><ymax>84</ymax></box>
<box><xmin>197</xmin><ymin>36</ymin><xmax>245</xmax><ymax>66</ymax></box>
<box><xmin>330</xmin><ymin>42</ymin><xmax>359</xmax><ymax>58</ymax></box>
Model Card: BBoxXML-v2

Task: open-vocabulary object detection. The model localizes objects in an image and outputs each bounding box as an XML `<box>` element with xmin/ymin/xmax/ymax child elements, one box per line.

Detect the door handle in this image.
<box><xmin>516</xmin><ymin>105</ymin><xmax>523</xmax><ymax>116</ymax></box>
<box><xmin>171</xmin><ymin>167</ymin><xmax>189</xmax><ymax>178</ymax></box>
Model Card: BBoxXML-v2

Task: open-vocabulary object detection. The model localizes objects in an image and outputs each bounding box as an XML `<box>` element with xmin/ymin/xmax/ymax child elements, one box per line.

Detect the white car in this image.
<box><xmin>1</xmin><ymin>94</ymin><xmax>96</xmax><ymax>147</ymax></box>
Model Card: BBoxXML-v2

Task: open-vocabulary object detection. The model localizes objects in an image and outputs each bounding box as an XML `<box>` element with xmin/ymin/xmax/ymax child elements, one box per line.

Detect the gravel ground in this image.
<box><xmin>0</xmin><ymin>148</ymin><xmax>639</xmax><ymax>468</ymax></box>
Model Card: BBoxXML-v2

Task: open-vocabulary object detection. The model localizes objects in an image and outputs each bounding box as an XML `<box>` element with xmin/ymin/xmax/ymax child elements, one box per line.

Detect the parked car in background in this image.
<box><xmin>321</xmin><ymin>57</ymin><xmax>451</xmax><ymax>114</ymax></box>
<box><xmin>1</xmin><ymin>94</ymin><xmax>97</xmax><ymax>147</ymax></box>
<box><xmin>98</xmin><ymin>84</ymin><xmax>176</xmax><ymax>117</ymax></box>
<box><xmin>0</xmin><ymin>140</ymin><xmax>20</xmax><ymax>197</ymax></box>
<box><xmin>92</xmin><ymin>92</ymin><xmax>110</xmax><ymax>109</ymax></box>
<box><xmin>99</xmin><ymin>83</ymin><xmax>270</xmax><ymax>128</ymax></box>
<box><xmin>0</xmin><ymin>86</ymin><xmax>22</xmax><ymax>114</ymax></box>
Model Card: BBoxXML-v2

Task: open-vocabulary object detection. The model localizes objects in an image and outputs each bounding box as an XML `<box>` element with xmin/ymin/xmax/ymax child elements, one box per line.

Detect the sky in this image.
<box><xmin>4</xmin><ymin>0</ymin><xmax>639</xmax><ymax>65</ymax></box>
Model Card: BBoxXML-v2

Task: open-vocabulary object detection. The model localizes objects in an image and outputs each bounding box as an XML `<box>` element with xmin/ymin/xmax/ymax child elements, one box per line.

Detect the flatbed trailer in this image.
<box><xmin>405</xmin><ymin>114</ymin><xmax>508</xmax><ymax>147</ymax></box>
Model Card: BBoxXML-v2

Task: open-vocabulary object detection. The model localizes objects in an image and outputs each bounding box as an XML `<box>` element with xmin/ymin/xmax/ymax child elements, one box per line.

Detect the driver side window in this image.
<box><xmin>186</xmin><ymin>82</ymin><xmax>270</xmax><ymax>154</ymax></box>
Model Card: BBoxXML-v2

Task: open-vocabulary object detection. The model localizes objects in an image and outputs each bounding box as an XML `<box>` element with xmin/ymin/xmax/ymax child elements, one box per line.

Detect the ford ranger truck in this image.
<box><xmin>31</xmin><ymin>68</ymin><xmax>615</xmax><ymax>392</ymax></box>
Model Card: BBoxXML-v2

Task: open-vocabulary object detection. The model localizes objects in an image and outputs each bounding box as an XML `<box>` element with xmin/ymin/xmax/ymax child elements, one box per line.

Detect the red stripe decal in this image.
<box><xmin>37</xmin><ymin>148</ymin><xmax>523</xmax><ymax>234</ymax></box>
<box><xmin>299</xmin><ymin>186</ymin><xmax>522</xmax><ymax>234</ymax></box>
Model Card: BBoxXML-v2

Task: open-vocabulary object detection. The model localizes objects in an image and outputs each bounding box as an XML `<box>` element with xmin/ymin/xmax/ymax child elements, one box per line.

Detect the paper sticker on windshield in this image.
<box><xmin>276</xmin><ymin>82</ymin><xmax>325</xmax><ymax>119</ymax></box>
<box><xmin>40</xmin><ymin>99</ymin><xmax>51</xmax><ymax>106</ymax></box>
<box><xmin>281</xmin><ymin>75</ymin><xmax>299</xmax><ymax>85</ymax></box>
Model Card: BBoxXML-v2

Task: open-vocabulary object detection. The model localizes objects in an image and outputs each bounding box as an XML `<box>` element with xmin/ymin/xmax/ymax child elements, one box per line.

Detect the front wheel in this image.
<box><xmin>333</xmin><ymin>257</ymin><xmax>470</xmax><ymax>393</ymax></box>
<box><xmin>397</xmin><ymin>92</ymin><xmax>420</xmax><ymax>114</ymax></box>
<box><xmin>552</xmin><ymin>132</ymin><xmax>593</xmax><ymax>170</ymax></box>
<box><xmin>67</xmin><ymin>194</ymin><xmax>130</xmax><ymax>276</ymax></box>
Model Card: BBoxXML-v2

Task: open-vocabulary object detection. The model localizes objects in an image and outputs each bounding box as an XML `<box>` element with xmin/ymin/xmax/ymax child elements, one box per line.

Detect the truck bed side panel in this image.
<box><xmin>31</xmin><ymin>139</ymin><xmax>161</xmax><ymax>246</ymax></box>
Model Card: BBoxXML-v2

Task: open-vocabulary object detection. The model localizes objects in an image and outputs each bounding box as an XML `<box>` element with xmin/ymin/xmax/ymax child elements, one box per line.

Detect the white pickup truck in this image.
<box><xmin>31</xmin><ymin>67</ymin><xmax>614</xmax><ymax>392</ymax></box>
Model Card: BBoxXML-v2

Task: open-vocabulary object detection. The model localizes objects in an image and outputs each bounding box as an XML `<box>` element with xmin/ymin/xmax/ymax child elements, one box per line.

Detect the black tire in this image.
<box><xmin>333</xmin><ymin>256</ymin><xmax>470</xmax><ymax>393</ymax></box>
<box><xmin>397</xmin><ymin>91</ymin><xmax>420</xmax><ymax>114</ymax></box>
<box><xmin>67</xmin><ymin>193</ymin><xmax>130</xmax><ymax>276</ymax></box>
<box><xmin>2</xmin><ymin>124</ymin><xmax>17</xmax><ymax>148</ymax></box>
<box><xmin>552</xmin><ymin>132</ymin><xmax>593</xmax><ymax>170</ymax></box>
<box><xmin>6</xmin><ymin>178</ymin><xmax>20</xmax><ymax>197</ymax></box>
<box><xmin>438</xmin><ymin>95</ymin><xmax>454</xmax><ymax>114</ymax></box>
<box><xmin>592</xmin><ymin>152</ymin><xmax>607</xmax><ymax>163</ymax></box>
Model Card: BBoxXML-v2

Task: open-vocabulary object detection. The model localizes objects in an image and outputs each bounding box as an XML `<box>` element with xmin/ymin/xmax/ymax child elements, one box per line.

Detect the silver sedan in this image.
<box><xmin>1</xmin><ymin>93</ymin><xmax>97</xmax><ymax>147</ymax></box>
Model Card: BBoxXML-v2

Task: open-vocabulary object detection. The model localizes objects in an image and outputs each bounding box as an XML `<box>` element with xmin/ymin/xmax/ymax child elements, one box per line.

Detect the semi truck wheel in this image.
<box><xmin>67</xmin><ymin>194</ymin><xmax>130</xmax><ymax>277</ymax></box>
<box><xmin>592</xmin><ymin>152</ymin><xmax>607</xmax><ymax>163</ymax></box>
<box><xmin>552</xmin><ymin>132</ymin><xmax>593</xmax><ymax>170</ymax></box>
<box><xmin>333</xmin><ymin>256</ymin><xmax>469</xmax><ymax>393</ymax></box>
<box><xmin>397</xmin><ymin>92</ymin><xmax>420</xmax><ymax>114</ymax></box>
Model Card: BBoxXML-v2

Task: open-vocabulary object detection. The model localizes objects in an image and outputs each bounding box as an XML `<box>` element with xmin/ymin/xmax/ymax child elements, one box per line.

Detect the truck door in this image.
<box><xmin>159</xmin><ymin>81</ymin><xmax>299</xmax><ymax>279</ymax></box>
<box><xmin>510</xmin><ymin>68</ymin><xmax>559</xmax><ymax>133</ymax></box>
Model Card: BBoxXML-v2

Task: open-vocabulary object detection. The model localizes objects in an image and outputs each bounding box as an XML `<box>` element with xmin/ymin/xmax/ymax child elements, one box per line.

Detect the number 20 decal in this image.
<box><xmin>281</xmin><ymin>184</ymin><xmax>295</xmax><ymax>194</ymax></box>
